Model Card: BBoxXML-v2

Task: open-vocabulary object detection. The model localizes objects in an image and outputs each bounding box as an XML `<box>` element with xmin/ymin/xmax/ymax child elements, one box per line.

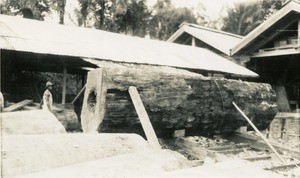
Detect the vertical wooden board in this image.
<box><xmin>62</xmin><ymin>66</ymin><xmax>67</xmax><ymax>104</ymax></box>
<box><xmin>298</xmin><ymin>19</ymin><xmax>300</xmax><ymax>45</ymax></box>
<box><xmin>128</xmin><ymin>86</ymin><xmax>160</xmax><ymax>149</ymax></box>
<box><xmin>81</xmin><ymin>68</ymin><xmax>107</xmax><ymax>133</ymax></box>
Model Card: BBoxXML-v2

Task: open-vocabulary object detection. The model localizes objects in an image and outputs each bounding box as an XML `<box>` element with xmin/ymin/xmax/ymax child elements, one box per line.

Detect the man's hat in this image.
<box><xmin>46</xmin><ymin>81</ymin><xmax>53</xmax><ymax>87</ymax></box>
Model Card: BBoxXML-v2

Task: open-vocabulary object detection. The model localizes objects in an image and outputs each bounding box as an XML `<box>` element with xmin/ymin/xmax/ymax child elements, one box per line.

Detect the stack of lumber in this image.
<box><xmin>79</xmin><ymin>66</ymin><xmax>278</xmax><ymax>137</ymax></box>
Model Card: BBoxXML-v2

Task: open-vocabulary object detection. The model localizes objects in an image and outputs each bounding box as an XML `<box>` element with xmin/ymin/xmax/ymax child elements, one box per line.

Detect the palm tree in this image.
<box><xmin>57</xmin><ymin>0</ymin><xmax>66</xmax><ymax>24</ymax></box>
<box><xmin>221</xmin><ymin>0</ymin><xmax>284</xmax><ymax>36</ymax></box>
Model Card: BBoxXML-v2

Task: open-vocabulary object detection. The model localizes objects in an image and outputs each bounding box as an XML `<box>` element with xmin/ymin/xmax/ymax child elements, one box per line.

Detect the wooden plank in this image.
<box><xmin>226</xmin><ymin>132</ymin><xmax>300</xmax><ymax>159</ymax></box>
<box><xmin>210</xmin><ymin>148</ymin><xmax>247</xmax><ymax>155</ymax></box>
<box><xmin>232</xmin><ymin>102</ymin><xmax>286</xmax><ymax>164</ymax></box>
<box><xmin>298</xmin><ymin>19</ymin><xmax>300</xmax><ymax>46</ymax></box>
<box><xmin>62</xmin><ymin>66</ymin><xmax>67</xmax><ymax>104</ymax></box>
<box><xmin>128</xmin><ymin>86</ymin><xmax>160</xmax><ymax>149</ymax></box>
<box><xmin>71</xmin><ymin>85</ymin><xmax>86</xmax><ymax>104</ymax></box>
<box><xmin>207</xmin><ymin>143</ymin><xmax>249</xmax><ymax>151</ymax></box>
<box><xmin>3</xmin><ymin>100</ymin><xmax>33</xmax><ymax>112</ymax></box>
<box><xmin>242</xmin><ymin>155</ymin><xmax>271</xmax><ymax>161</ymax></box>
<box><xmin>23</xmin><ymin>105</ymin><xmax>38</xmax><ymax>110</ymax></box>
<box><xmin>252</xmin><ymin>48</ymin><xmax>300</xmax><ymax>58</ymax></box>
<box><xmin>265</xmin><ymin>163</ymin><xmax>300</xmax><ymax>171</ymax></box>
<box><xmin>81</xmin><ymin>68</ymin><xmax>107</xmax><ymax>133</ymax></box>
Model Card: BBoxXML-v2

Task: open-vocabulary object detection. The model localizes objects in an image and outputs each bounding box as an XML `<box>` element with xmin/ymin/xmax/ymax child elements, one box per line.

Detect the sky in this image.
<box><xmin>54</xmin><ymin>0</ymin><xmax>254</xmax><ymax>26</ymax></box>
<box><xmin>147</xmin><ymin>0</ymin><xmax>251</xmax><ymax>19</ymax></box>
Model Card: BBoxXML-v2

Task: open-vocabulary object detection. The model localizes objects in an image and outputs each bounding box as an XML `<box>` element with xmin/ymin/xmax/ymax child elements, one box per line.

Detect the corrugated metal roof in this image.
<box><xmin>168</xmin><ymin>23</ymin><xmax>243</xmax><ymax>55</ymax></box>
<box><xmin>0</xmin><ymin>15</ymin><xmax>258</xmax><ymax>77</ymax></box>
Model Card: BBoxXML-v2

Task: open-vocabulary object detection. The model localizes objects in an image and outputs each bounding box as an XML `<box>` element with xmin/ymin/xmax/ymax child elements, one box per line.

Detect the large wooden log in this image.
<box><xmin>76</xmin><ymin>65</ymin><xmax>278</xmax><ymax>137</ymax></box>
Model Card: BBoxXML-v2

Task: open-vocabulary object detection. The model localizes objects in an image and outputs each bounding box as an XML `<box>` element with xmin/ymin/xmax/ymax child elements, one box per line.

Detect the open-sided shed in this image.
<box><xmin>0</xmin><ymin>14</ymin><xmax>258</xmax><ymax>103</ymax></box>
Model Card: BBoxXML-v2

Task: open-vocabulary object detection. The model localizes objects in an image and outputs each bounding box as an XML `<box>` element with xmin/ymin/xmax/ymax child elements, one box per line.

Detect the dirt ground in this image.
<box><xmin>13</xmin><ymin>148</ymin><xmax>194</xmax><ymax>178</ymax></box>
<box><xmin>2</xmin><ymin>132</ymin><xmax>296</xmax><ymax>178</ymax></box>
<box><xmin>13</xmin><ymin>153</ymin><xmax>288</xmax><ymax>178</ymax></box>
<box><xmin>1</xmin><ymin>133</ymin><xmax>149</xmax><ymax>177</ymax></box>
<box><xmin>1</xmin><ymin>109</ymin><xmax>298</xmax><ymax>178</ymax></box>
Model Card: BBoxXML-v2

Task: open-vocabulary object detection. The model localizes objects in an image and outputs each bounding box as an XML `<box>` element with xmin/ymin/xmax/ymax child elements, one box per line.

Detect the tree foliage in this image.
<box><xmin>221</xmin><ymin>0</ymin><xmax>285</xmax><ymax>36</ymax></box>
<box><xmin>148</xmin><ymin>0</ymin><xmax>197</xmax><ymax>40</ymax></box>
<box><xmin>56</xmin><ymin>0</ymin><xmax>66</xmax><ymax>24</ymax></box>
<box><xmin>1</xmin><ymin>0</ymin><xmax>202</xmax><ymax>39</ymax></box>
<box><xmin>0</xmin><ymin>0</ymin><xmax>51</xmax><ymax>20</ymax></box>
<box><xmin>77</xmin><ymin>0</ymin><xmax>199</xmax><ymax>39</ymax></box>
<box><xmin>115</xmin><ymin>0</ymin><xmax>151</xmax><ymax>37</ymax></box>
<box><xmin>0</xmin><ymin>0</ymin><xmax>66</xmax><ymax>23</ymax></box>
<box><xmin>77</xmin><ymin>0</ymin><xmax>150</xmax><ymax>37</ymax></box>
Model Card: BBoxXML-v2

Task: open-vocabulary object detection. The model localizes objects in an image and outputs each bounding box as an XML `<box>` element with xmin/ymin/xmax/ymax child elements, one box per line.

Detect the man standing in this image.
<box><xmin>42</xmin><ymin>81</ymin><xmax>53</xmax><ymax>112</ymax></box>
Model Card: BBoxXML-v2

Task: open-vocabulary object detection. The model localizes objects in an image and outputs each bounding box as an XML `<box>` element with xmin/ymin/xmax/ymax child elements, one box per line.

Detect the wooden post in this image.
<box><xmin>128</xmin><ymin>86</ymin><xmax>160</xmax><ymax>149</ymax></box>
<box><xmin>298</xmin><ymin>19</ymin><xmax>300</xmax><ymax>46</ymax></box>
<box><xmin>81</xmin><ymin>68</ymin><xmax>107</xmax><ymax>133</ymax></box>
<box><xmin>81</xmin><ymin>74</ymin><xmax>86</xmax><ymax>88</ymax></box>
<box><xmin>62</xmin><ymin>66</ymin><xmax>67</xmax><ymax>104</ymax></box>
<box><xmin>232</xmin><ymin>102</ymin><xmax>286</xmax><ymax>164</ymax></box>
<box><xmin>191</xmin><ymin>36</ymin><xmax>196</xmax><ymax>47</ymax></box>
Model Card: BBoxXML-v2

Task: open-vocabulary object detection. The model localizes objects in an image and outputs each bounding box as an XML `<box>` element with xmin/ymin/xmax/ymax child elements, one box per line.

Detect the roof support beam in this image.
<box><xmin>191</xmin><ymin>37</ymin><xmax>196</xmax><ymax>47</ymax></box>
<box><xmin>62</xmin><ymin>65</ymin><xmax>67</xmax><ymax>104</ymax></box>
<box><xmin>252</xmin><ymin>48</ymin><xmax>300</xmax><ymax>58</ymax></box>
<box><xmin>298</xmin><ymin>19</ymin><xmax>300</xmax><ymax>46</ymax></box>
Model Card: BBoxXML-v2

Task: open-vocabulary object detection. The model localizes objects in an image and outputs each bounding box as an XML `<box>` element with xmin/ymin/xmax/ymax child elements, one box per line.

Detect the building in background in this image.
<box><xmin>169</xmin><ymin>0</ymin><xmax>300</xmax><ymax>112</ymax></box>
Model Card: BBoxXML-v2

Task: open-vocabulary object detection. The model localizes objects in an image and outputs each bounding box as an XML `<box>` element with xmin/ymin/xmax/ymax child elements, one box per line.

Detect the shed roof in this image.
<box><xmin>0</xmin><ymin>15</ymin><xmax>258</xmax><ymax>77</ymax></box>
<box><xmin>231</xmin><ymin>0</ymin><xmax>300</xmax><ymax>55</ymax></box>
<box><xmin>167</xmin><ymin>23</ymin><xmax>243</xmax><ymax>55</ymax></box>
